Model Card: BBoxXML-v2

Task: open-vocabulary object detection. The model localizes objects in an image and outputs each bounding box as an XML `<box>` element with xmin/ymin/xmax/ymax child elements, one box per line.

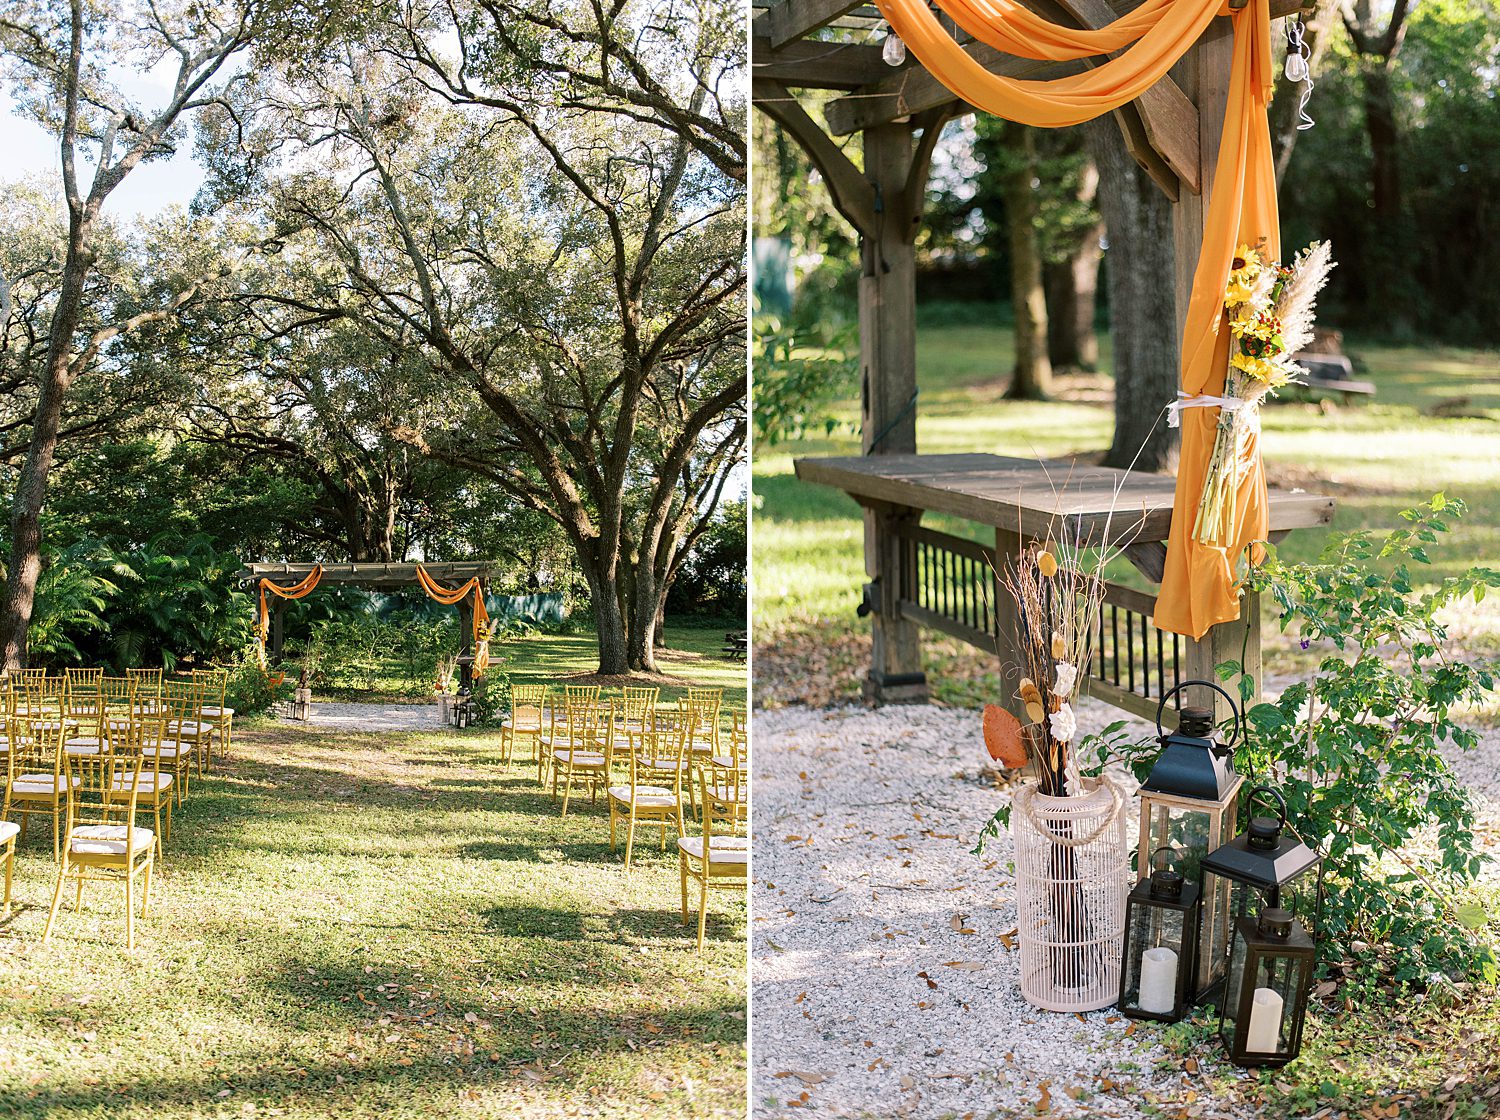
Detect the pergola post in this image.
<box><xmin>752</xmin><ymin>0</ymin><xmax>1294</xmax><ymax>710</ymax></box>
<box><xmin>861</xmin><ymin>120</ymin><xmax>931</xmax><ymax>704</ymax></box>
<box><xmin>271</xmin><ymin>600</ymin><xmax>287</xmax><ymax>664</ymax></box>
<box><xmin>458</xmin><ymin>596</ymin><xmax>475</xmax><ymax>691</ymax></box>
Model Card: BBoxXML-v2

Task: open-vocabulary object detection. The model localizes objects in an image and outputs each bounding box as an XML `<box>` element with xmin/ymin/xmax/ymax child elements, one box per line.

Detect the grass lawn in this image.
<box><xmin>312</xmin><ymin>623</ymin><xmax>748</xmax><ymax>709</ymax></box>
<box><xmin>0</xmin><ymin>721</ymin><xmax>746</xmax><ymax>1118</ymax></box>
<box><xmin>753</xmin><ymin>316</ymin><xmax>1500</xmax><ymax>707</ymax></box>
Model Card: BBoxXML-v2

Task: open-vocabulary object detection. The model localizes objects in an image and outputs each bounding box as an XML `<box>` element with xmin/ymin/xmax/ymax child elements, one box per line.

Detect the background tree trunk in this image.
<box><xmin>998</xmin><ymin>124</ymin><xmax>1053</xmax><ymax>400</ymax></box>
<box><xmin>1044</xmin><ymin>219</ymin><xmax>1103</xmax><ymax>371</ymax></box>
<box><xmin>1086</xmin><ymin>118</ymin><xmax>1180</xmax><ymax>473</ymax></box>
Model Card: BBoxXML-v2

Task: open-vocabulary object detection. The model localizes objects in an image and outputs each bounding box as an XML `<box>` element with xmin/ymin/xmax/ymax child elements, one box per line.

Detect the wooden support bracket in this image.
<box><xmin>754</xmin><ymin>78</ymin><xmax>878</xmax><ymax>234</ymax></box>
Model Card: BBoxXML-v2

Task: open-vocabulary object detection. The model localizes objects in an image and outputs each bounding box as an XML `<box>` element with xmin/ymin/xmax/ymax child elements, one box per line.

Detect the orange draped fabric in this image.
<box><xmin>415</xmin><ymin>565</ymin><xmax>492</xmax><ymax>678</ymax></box>
<box><xmin>255</xmin><ymin>566</ymin><xmax>323</xmax><ymax>668</ymax></box>
<box><xmin>876</xmin><ymin>0</ymin><xmax>1279</xmax><ymax>637</ymax></box>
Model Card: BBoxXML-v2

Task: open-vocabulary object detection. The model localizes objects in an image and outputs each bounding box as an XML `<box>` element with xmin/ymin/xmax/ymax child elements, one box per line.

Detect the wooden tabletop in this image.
<box><xmin>794</xmin><ymin>453</ymin><xmax>1335</xmax><ymax>546</ymax></box>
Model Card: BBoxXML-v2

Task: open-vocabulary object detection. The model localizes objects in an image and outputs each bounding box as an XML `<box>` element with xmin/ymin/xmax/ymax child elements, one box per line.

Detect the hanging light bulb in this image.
<box><xmin>882</xmin><ymin>26</ymin><xmax>907</xmax><ymax>66</ymax></box>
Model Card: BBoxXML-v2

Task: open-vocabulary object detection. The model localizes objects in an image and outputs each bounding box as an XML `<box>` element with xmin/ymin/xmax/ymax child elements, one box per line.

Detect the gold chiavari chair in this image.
<box><xmin>686</xmin><ymin>687</ymin><xmax>724</xmax><ymax>752</ymax></box>
<box><xmin>5</xmin><ymin>716</ymin><xmax>73</xmax><ymax>859</ymax></box>
<box><xmin>126</xmin><ymin>668</ymin><xmax>163</xmax><ymax>713</ymax></box>
<box><xmin>613</xmin><ymin>686</ymin><xmax>659</xmax><ymax>765</ymax></box>
<box><xmin>500</xmin><ymin>684</ymin><xmax>550</xmax><ymax>773</ymax></box>
<box><xmin>0</xmin><ymin>682</ymin><xmax>15</xmax><ymax>917</ymax></box>
<box><xmin>42</xmin><ymin>725</ymin><xmax>155</xmax><ymax>949</ymax></box>
<box><xmin>62</xmin><ymin>672</ymin><xmax>106</xmax><ymax>760</ymax></box>
<box><xmin>678</xmin><ymin>758</ymin><xmax>748</xmax><ymax>951</ymax></box>
<box><xmin>149</xmin><ymin>691</ymin><xmax>198</xmax><ymax>805</ymax></box>
<box><xmin>552</xmin><ymin>697</ymin><xmax>611</xmax><ymax>817</ymax></box>
<box><xmin>722</xmin><ymin>706</ymin><xmax>748</xmax><ymax>769</ymax></box>
<box><xmin>542</xmin><ymin>684</ymin><xmax>601</xmax><ymax>789</ymax></box>
<box><xmin>101</xmin><ymin>675</ymin><xmax>136</xmax><ymax>713</ymax></box>
<box><xmin>103</xmin><ymin>709</ymin><xmax>173</xmax><ymax>849</ymax></box>
<box><xmin>608</xmin><ymin>702</ymin><xmax>687</xmax><ymax>870</ymax></box>
<box><xmin>191</xmin><ymin>668</ymin><xmax>232</xmax><ymax>771</ymax></box>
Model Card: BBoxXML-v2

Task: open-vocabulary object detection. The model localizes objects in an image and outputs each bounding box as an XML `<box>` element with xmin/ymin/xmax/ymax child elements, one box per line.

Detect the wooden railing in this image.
<box><xmin>888</xmin><ymin>523</ymin><xmax>1180</xmax><ymax>722</ymax></box>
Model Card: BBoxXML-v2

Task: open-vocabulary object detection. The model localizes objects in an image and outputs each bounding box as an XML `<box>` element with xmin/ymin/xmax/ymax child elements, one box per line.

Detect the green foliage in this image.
<box><xmin>467</xmin><ymin>669</ymin><xmax>512</xmax><ymax>728</ymax></box>
<box><xmin>1230</xmin><ymin>495</ymin><xmax>1500</xmax><ymax>985</ymax></box>
<box><xmin>223</xmin><ymin>648</ymin><xmax>294</xmax><ymax>717</ymax></box>
<box><xmin>750</xmin><ymin>315</ymin><xmax>858</xmax><ymax>447</ymax></box>
<box><xmin>28</xmin><ymin>539</ymin><xmax>134</xmax><ymax>665</ymax></box>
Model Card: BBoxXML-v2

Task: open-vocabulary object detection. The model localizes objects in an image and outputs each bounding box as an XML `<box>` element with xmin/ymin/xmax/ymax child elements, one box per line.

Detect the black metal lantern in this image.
<box><xmin>1118</xmin><ymin>848</ymin><xmax>1201</xmax><ymax>1023</ymax></box>
<box><xmin>1137</xmin><ymin>681</ymin><xmax>1244</xmax><ymax>998</ymax></box>
<box><xmin>1201</xmin><ymin>785</ymin><xmax>1323</xmax><ymax>939</ymax></box>
<box><xmin>1219</xmin><ymin>906</ymin><xmax>1315</xmax><ymax>1067</ymax></box>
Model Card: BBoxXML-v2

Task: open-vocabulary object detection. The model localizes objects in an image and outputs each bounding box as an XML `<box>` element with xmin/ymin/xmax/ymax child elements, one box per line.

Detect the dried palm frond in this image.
<box><xmin>1277</xmin><ymin>240</ymin><xmax>1335</xmax><ymax>355</ymax></box>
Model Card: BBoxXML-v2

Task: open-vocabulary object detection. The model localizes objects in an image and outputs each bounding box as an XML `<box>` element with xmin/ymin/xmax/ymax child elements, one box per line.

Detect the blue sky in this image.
<box><xmin>1</xmin><ymin>82</ymin><xmax>205</xmax><ymax>218</ymax></box>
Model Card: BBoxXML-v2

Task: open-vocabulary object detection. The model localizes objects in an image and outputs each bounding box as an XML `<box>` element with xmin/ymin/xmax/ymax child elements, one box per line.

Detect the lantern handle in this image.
<box><xmin>1153</xmin><ymin>679</ymin><xmax>1242</xmax><ymax>748</ymax></box>
<box><xmin>1247</xmin><ymin>785</ymin><xmax>1287</xmax><ymax>826</ymax></box>
<box><xmin>1150</xmin><ymin>846</ymin><xmax>1181</xmax><ymax>873</ymax></box>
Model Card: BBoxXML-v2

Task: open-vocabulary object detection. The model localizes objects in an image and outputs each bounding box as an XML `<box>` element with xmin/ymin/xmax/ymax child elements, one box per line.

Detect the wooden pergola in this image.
<box><xmin>240</xmin><ymin>561</ymin><xmax>503</xmax><ymax>684</ymax></box>
<box><xmin>753</xmin><ymin>0</ymin><xmax>1330</xmax><ymax>721</ymax></box>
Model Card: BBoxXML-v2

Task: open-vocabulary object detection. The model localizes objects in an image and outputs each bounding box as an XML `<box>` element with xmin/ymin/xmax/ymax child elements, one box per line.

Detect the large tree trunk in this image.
<box><xmin>998</xmin><ymin>124</ymin><xmax>1053</xmax><ymax>400</ymax></box>
<box><xmin>583</xmin><ymin>561</ymin><xmax>629</xmax><ymax>675</ymax></box>
<box><xmin>1086</xmin><ymin>119</ymin><xmax>1179</xmax><ymax>474</ymax></box>
<box><xmin>1044</xmin><ymin>220</ymin><xmax>1103</xmax><ymax>371</ymax></box>
<box><xmin>0</xmin><ymin>230</ymin><xmax>91</xmax><ymax>669</ymax></box>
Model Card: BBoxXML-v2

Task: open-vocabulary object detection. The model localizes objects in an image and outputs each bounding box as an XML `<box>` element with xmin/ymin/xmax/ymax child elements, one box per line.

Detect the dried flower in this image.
<box><xmin>1048</xmin><ymin>703</ymin><xmax>1077</xmax><ymax>744</ymax></box>
<box><xmin>1053</xmin><ymin>662</ymin><xmax>1077</xmax><ymax>697</ymax></box>
<box><xmin>1050</xmin><ymin>631</ymin><xmax>1066</xmax><ymax>659</ymax></box>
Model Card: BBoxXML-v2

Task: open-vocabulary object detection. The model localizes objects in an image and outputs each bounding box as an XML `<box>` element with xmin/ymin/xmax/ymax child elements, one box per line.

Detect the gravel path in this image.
<box><xmin>286</xmin><ymin>701</ymin><xmax>444</xmax><ymax>733</ymax></box>
<box><xmin>750</xmin><ymin>698</ymin><xmax>1500</xmax><ymax>1120</ymax></box>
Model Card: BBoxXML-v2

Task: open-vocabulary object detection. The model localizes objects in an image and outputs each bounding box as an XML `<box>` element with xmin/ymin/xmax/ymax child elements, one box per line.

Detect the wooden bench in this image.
<box><xmin>794</xmin><ymin>453</ymin><xmax>1335</xmax><ymax>724</ymax></box>
<box><xmin>1295</xmin><ymin>353</ymin><xmax>1375</xmax><ymax>403</ymax></box>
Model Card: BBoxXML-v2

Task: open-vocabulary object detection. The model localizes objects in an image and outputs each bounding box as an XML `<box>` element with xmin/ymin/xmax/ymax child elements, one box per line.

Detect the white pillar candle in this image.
<box><xmin>1137</xmin><ymin>946</ymin><xmax>1178</xmax><ymax>1014</ymax></box>
<box><xmin>1245</xmin><ymin>986</ymin><xmax>1284</xmax><ymax>1053</ymax></box>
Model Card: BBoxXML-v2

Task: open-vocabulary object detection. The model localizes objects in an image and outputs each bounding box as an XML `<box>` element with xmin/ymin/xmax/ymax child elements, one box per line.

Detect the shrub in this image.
<box><xmin>1185</xmin><ymin>496</ymin><xmax>1498</xmax><ymax>986</ymax></box>
<box><xmin>224</xmin><ymin>648</ymin><xmax>294</xmax><ymax>717</ymax></box>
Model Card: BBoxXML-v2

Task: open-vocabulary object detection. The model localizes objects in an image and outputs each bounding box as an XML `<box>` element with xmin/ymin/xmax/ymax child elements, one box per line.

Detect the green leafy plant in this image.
<box><xmin>223</xmin><ymin>647</ymin><xmax>294</xmax><ymax>717</ymax></box>
<box><xmin>750</xmin><ymin>315</ymin><xmax>858</xmax><ymax>447</ymax></box>
<box><xmin>1222</xmin><ymin>495</ymin><xmax>1499</xmax><ymax>985</ymax></box>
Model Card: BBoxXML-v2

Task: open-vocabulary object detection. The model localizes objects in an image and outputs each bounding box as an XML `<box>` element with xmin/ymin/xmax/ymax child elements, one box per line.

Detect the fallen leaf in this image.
<box><xmin>941</xmin><ymin>961</ymin><xmax>985</xmax><ymax>971</ymax></box>
<box><xmin>982</xmin><ymin>704</ymin><xmax>1027</xmax><ymax>768</ymax></box>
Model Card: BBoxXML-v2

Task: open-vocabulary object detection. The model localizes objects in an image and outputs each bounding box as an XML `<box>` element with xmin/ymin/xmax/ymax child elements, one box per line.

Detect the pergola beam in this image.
<box><xmin>751</xmin><ymin>36</ymin><xmax>901</xmax><ymax>90</ymax></box>
<box><xmin>241</xmin><ymin>561</ymin><xmax>504</xmax><ymax>591</ymax></box>
<box><xmin>755</xmin><ymin>0</ymin><xmax>868</xmax><ymax>49</ymax></box>
<box><xmin>823</xmin><ymin>49</ymin><xmax>1082</xmax><ymax>135</ymax></box>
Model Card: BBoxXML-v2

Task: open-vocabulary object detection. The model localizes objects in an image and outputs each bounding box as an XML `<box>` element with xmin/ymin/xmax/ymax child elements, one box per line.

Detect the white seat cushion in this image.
<box><xmin>12</xmin><ymin>774</ymin><xmax>81</xmax><ymax>796</ymax></box>
<box><xmin>608</xmin><ymin>784</ymin><xmax>677</xmax><ymax>808</ymax></box>
<box><xmin>200</xmin><ymin>706</ymin><xmax>234</xmax><ymax>717</ymax></box>
<box><xmin>639</xmin><ymin>756</ymin><xmax>688</xmax><ymax>771</ymax></box>
<box><xmin>169</xmin><ymin>721</ymin><xmax>204</xmax><ymax>736</ymax></box>
<box><xmin>554</xmin><ymin>750</ymin><xmax>606</xmax><ymax>766</ymax></box>
<box><xmin>677</xmin><ymin>835</ymin><xmax>749</xmax><ymax>864</ymax></box>
<box><xmin>69</xmin><ymin>824</ymin><xmax>154</xmax><ymax>856</ymax></box>
<box><xmin>0</xmin><ymin>820</ymin><xmax>18</xmax><ymax>844</ymax></box>
<box><xmin>65</xmin><ymin>738</ymin><xmax>102</xmax><ymax>756</ymax></box>
<box><xmin>110</xmin><ymin>773</ymin><xmax>173</xmax><ymax>793</ymax></box>
<box><xmin>144</xmin><ymin>744</ymin><xmax>186</xmax><ymax>760</ymax></box>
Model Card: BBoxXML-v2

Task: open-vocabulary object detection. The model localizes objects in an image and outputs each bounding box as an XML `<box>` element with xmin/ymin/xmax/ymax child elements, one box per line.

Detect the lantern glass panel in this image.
<box><xmin>1122</xmin><ymin>887</ymin><xmax>1200</xmax><ymax>1019</ymax></box>
<box><xmin>1221</xmin><ymin>916</ymin><xmax>1315</xmax><ymax>1066</ymax></box>
<box><xmin>1139</xmin><ymin>791</ymin><xmax>1240</xmax><ymax>997</ymax></box>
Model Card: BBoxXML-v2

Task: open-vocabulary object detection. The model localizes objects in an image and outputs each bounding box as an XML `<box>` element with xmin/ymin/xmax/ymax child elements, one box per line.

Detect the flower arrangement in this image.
<box><xmin>981</xmin><ymin>539</ymin><xmax>1107</xmax><ymax>798</ymax></box>
<box><xmin>1192</xmin><ymin>240</ymin><xmax>1336</xmax><ymax>546</ymax></box>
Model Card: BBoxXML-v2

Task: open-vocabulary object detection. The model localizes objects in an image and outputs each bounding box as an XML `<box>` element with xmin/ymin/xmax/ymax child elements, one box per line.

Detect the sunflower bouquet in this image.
<box><xmin>1192</xmin><ymin>239</ymin><xmax>1335</xmax><ymax>546</ymax></box>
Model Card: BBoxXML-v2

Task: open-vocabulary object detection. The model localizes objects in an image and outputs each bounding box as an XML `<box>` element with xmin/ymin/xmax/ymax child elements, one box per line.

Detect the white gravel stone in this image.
<box><xmin>284</xmin><ymin>701</ymin><xmax>443</xmax><ymax>733</ymax></box>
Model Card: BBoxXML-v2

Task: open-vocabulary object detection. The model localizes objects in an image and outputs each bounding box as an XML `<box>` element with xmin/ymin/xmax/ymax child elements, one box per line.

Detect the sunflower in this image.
<box><xmin>1230</xmin><ymin>351</ymin><xmax>1279</xmax><ymax>383</ymax></box>
<box><xmin>1224</xmin><ymin>243</ymin><xmax>1263</xmax><ymax>308</ymax></box>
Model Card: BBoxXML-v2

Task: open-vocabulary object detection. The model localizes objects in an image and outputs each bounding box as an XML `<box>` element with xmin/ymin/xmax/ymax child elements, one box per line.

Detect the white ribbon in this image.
<box><xmin>1167</xmin><ymin>391</ymin><xmax>1245</xmax><ymax>429</ymax></box>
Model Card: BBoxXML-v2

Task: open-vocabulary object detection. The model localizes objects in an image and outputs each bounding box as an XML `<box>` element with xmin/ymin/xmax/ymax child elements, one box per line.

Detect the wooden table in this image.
<box><xmin>794</xmin><ymin>453</ymin><xmax>1335</xmax><ymax>722</ymax></box>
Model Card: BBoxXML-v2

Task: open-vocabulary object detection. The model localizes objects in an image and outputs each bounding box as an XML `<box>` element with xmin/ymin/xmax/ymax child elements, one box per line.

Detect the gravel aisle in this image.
<box><xmin>751</xmin><ymin>696</ymin><xmax>1500</xmax><ymax>1120</ymax></box>
<box><xmin>293</xmin><ymin>701</ymin><xmax>442</xmax><ymax>733</ymax></box>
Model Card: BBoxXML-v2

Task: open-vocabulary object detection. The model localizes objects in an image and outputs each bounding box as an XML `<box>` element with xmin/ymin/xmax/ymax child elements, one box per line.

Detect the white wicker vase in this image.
<box><xmin>1012</xmin><ymin>776</ymin><xmax>1129</xmax><ymax>1012</ymax></box>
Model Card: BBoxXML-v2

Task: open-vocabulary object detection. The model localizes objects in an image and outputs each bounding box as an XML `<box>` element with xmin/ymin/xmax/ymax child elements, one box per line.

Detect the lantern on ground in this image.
<box><xmin>1219</xmin><ymin>906</ymin><xmax>1315</xmax><ymax>1067</ymax></box>
<box><xmin>1199</xmin><ymin>785</ymin><xmax>1324</xmax><ymax>965</ymax></box>
<box><xmin>1137</xmin><ymin>681</ymin><xmax>1244</xmax><ymax>999</ymax></box>
<box><xmin>1118</xmin><ymin>847</ymin><xmax>1200</xmax><ymax>1023</ymax></box>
